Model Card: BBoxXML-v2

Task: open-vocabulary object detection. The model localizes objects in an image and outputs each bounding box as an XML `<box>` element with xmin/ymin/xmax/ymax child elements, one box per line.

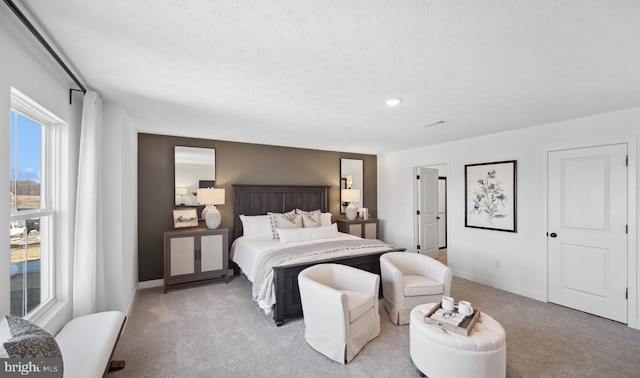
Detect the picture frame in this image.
<box><xmin>173</xmin><ymin>208</ymin><xmax>199</xmax><ymax>228</ymax></box>
<box><xmin>465</xmin><ymin>160</ymin><xmax>517</xmax><ymax>232</ymax></box>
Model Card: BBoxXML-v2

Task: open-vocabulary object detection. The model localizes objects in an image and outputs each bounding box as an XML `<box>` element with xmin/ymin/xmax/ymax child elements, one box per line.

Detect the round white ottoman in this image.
<box><xmin>410</xmin><ymin>303</ymin><xmax>506</xmax><ymax>378</ymax></box>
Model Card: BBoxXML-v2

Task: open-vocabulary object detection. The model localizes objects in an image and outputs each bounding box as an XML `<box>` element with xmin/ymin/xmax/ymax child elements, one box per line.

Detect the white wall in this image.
<box><xmin>1</xmin><ymin>6</ymin><xmax>138</xmax><ymax>331</ymax></box>
<box><xmin>102</xmin><ymin>102</ymin><xmax>138</xmax><ymax>314</ymax></box>
<box><xmin>378</xmin><ymin>107</ymin><xmax>640</xmax><ymax>328</ymax></box>
<box><xmin>0</xmin><ymin>5</ymin><xmax>82</xmax><ymax>332</ymax></box>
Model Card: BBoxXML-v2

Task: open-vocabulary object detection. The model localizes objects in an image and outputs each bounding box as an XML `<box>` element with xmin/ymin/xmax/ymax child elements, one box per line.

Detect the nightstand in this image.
<box><xmin>336</xmin><ymin>218</ymin><xmax>379</xmax><ymax>240</ymax></box>
<box><xmin>163</xmin><ymin>226</ymin><xmax>229</xmax><ymax>293</ymax></box>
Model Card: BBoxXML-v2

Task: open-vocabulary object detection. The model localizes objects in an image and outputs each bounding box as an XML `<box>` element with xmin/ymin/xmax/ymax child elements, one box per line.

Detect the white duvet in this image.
<box><xmin>230</xmin><ymin>233</ymin><xmax>393</xmax><ymax>314</ymax></box>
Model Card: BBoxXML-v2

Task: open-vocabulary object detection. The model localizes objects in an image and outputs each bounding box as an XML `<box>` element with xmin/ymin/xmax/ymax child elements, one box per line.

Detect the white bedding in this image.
<box><xmin>230</xmin><ymin>232</ymin><xmax>393</xmax><ymax>313</ymax></box>
<box><xmin>230</xmin><ymin>232</ymin><xmax>358</xmax><ymax>283</ymax></box>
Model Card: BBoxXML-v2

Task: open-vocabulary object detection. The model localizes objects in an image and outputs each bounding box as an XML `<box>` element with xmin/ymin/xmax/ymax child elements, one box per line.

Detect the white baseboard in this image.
<box><xmin>124</xmin><ymin>284</ymin><xmax>137</xmax><ymax>316</ymax></box>
<box><xmin>452</xmin><ymin>270</ymin><xmax>546</xmax><ymax>302</ymax></box>
<box><xmin>137</xmin><ymin>279</ymin><xmax>163</xmax><ymax>289</ymax></box>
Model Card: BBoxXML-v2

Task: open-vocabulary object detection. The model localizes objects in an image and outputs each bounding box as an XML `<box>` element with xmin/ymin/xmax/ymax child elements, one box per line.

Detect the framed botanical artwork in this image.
<box><xmin>465</xmin><ymin>160</ymin><xmax>517</xmax><ymax>232</ymax></box>
<box><xmin>173</xmin><ymin>208</ymin><xmax>199</xmax><ymax>228</ymax></box>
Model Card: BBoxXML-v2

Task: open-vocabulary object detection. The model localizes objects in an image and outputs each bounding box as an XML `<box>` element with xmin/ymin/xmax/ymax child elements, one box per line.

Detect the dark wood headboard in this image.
<box><xmin>232</xmin><ymin>185</ymin><xmax>330</xmax><ymax>240</ymax></box>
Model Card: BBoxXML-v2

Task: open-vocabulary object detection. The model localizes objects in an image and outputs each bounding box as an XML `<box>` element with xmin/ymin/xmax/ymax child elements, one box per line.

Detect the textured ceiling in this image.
<box><xmin>17</xmin><ymin>0</ymin><xmax>640</xmax><ymax>154</ymax></box>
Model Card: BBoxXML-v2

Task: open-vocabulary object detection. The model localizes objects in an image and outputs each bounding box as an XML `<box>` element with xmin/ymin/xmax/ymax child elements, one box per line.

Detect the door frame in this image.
<box><xmin>543</xmin><ymin>136</ymin><xmax>637</xmax><ymax>329</ymax></box>
<box><xmin>414</xmin><ymin>163</ymin><xmax>448</xmax><ymax>257</ymax></box>
<box><xmin>438</xmin><ymin>177</ymin><xmax>447</xmax><ymax>249</ymax></box>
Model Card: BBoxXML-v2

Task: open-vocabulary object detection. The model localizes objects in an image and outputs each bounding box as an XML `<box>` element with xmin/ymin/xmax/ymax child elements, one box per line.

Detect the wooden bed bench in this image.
<box><xmin>55</xmin><ymin>311</ymin><xmax>126</xmax><ymax>378</ymax></box>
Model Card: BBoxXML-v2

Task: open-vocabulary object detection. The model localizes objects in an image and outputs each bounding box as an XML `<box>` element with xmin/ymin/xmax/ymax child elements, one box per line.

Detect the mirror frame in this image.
<box><xmin>340</xmin><ymin>158</ymin><xmax>363</xmax><ymax>213</ymax></box>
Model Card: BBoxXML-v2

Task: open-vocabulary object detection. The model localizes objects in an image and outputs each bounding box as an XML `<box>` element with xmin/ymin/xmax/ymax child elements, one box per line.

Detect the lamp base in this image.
<box><xmin>202</xmin><ymin>205</ymin><xmax>221</xmax><ymax>229</ymax></box>
<box><xmin>346</xmin><ymin>202</ymin><xmax>357</xmax><ymax>220</ymax></box>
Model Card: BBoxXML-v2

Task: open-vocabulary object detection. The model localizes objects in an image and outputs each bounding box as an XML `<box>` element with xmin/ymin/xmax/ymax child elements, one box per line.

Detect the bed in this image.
<box><xmin>231</xmin><ymin>184</ymin><xmax>403</xmax><ymax>326</ymax></box>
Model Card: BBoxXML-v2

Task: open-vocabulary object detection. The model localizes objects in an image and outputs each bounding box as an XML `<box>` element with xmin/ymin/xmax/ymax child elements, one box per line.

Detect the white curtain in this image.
<box><xmin>72</xmin><ymin>91</ymin><xmax>105</xmax><ymax>317</ymax></box>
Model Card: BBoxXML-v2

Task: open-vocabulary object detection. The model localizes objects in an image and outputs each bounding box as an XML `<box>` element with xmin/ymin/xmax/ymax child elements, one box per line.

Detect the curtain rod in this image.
<box><xmin>4</xmin><ymin>0</ymin><xmax>87</xmax><ymax>103</ymax></box>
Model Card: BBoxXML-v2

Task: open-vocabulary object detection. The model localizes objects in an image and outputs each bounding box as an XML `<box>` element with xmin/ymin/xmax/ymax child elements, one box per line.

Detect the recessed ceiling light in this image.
<box><xmin>385</xmin><ymin>98</ymin><xmax>402</xmax><ymax>106</ymax></box>
<box><xmin>424</xmin><ymin>120</ymin><xmax>445</xmax><ymax>127</ymax></box>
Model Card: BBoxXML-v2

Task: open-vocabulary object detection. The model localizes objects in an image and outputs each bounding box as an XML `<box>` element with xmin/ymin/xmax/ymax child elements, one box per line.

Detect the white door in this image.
<box><xmin>548</xmin><ymin>144</ymin><xmax>628</xmax><ymax>323</ymax></box>
<box><xmin>416</xmin><ymin>167</ymin><xmax>439</xmax><ymax>257</ymax></box>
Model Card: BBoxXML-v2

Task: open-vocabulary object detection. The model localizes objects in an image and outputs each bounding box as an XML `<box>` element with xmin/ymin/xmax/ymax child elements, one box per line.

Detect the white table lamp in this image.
<box><xmin>176</xmin><ymin>187</ymin><xmax>188</xmax><ymax>205</ymax></box>
<box><xmin>197</xmin><ymin>188</ymin><xmax>225</xmax><ymax>229</ymax></box>
<box><xmin>342</xmin><ymin>189</ymin><xmax>360</xmax><ymax>220</ymax></box>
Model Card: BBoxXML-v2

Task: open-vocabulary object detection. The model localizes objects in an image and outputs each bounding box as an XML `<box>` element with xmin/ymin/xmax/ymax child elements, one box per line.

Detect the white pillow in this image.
<box><xmin>268</xmin><ymin>211</ymin><xmax>303</xmax><ymax>239</ymax></box>
<box><xmin>239</xmin><ymin>215</ymin><xmax>272</xmax><ymax>239</ymax></box>
<box><xmin>277</xmin><ymin>228</ymin><xmax>312</xmax><ymax>243</ymax></box>
<box><xmin>309</xmin><ymin>223</ymin><xmax>338</xmax><ymax>240</ymax></box>
<box><xmin>297</xmin><ymin>209</ymin><xmax>321</xmax><ymax>228</ymax></box>
<box><xmin>320</xmin><ymin>212</ymin><xmax>332</xmax><ymax>227</ymax></box>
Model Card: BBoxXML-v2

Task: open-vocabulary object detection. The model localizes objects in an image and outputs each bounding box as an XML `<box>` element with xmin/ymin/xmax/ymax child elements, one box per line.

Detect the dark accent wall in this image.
<box><xmin>137</xmin><ymin>133</ymin><xmax>378</xmax><ymax>282</ymax></box>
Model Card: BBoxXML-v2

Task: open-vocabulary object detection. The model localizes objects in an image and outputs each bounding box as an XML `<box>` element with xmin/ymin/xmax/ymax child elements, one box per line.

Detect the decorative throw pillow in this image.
<box><xmin>296</xmin><ymin>209</ymin><xmax>321</xmax><ymax>228</ymax></box>
<box><xmin>0</xmin><ymin>315</ymin><xmax>62</xmax><ymax>359</ymax></box>
<box><xmin>268</xmin><ymin>210</ymin><xmax>302</xmax><ymax>239</ymax></box>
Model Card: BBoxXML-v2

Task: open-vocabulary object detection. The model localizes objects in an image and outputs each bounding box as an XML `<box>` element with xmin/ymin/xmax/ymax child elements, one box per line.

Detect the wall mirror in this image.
<box><xmin>174</xmin><ymin>146</ymin><xmax>215</xmax><ymax>206</ymax></box>
<box><xmin>340</xmin><ymin>158</ymin><xmax>363</xmax><ymax>213</ymax></box>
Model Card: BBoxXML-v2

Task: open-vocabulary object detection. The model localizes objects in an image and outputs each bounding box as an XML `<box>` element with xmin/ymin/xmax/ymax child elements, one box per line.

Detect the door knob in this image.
<box><xmin>549</xmin><ymin>232</ymin><xmax>558</xmax><ymax>238</ymax></box>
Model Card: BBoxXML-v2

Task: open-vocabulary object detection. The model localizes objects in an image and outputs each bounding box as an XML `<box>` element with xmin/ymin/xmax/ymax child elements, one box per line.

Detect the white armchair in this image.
<box><xmin>380</xmin><ymin>252</ymin><xmax>452</xmax><ymax>325</ymax></box>
<box><xmin>298</xmin><ymin>263</ymin><xmax>380</xmax><ymax>364</ymax></box>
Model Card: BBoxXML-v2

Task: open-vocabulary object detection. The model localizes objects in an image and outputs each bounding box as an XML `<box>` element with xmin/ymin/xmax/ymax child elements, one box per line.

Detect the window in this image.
<box><xmin>9</xmin><ymin>89</ymin><xmax>61</xmax><ymax>318</ymax></box>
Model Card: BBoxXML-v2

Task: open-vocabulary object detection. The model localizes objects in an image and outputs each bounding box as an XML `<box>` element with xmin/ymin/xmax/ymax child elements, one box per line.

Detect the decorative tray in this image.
<box><xmin>423</xmin><ymin>302</ymin><xmax>481</xmax><ymax>336</ymax></box>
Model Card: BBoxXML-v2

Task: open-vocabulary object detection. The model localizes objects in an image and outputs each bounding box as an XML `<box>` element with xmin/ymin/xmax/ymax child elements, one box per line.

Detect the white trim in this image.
<box><xmin>9</xmin><ymin>87</ymin><xmax>69</xmax><ymax>324</ymax></box>
<box><xmin>413</xmin><ymin>166</ymin><xmax>420</xmax><ymax>254</ymax></box>
<box><xmin>11</xmin><ymin>87</ymin><xmax>64</xmax><ymax>125</ymax></box>
<box><xmin>138</xmin><ymin>279</ymin><xmax>164</xmax><ymax>289</ymax></box>
<box><xmin>626</xmin><ymin>137</ymin><xmax>638</xmax><ymax>329</ymax></box>
<box><xmin>452</xmin><ymin>270</ymin><xmax>546</xmax><ymax>302</ymax></box>
<box><xmin>10</xmin><ymin>209</ymin><xmax>55</xmax><ymax>221</ymax></box>
<box><xmin>124</xmin><ymin>289</ymin><xmax>137</xmax><ymax>315</ymax></box>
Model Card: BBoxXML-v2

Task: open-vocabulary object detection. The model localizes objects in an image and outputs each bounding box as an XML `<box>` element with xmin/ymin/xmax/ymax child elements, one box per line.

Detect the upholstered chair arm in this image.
<box><xmin>380</xmin><ymin>257</ymin><xmax>405</xmax><ymax>306</ymax></box>
<box><xmin>416</xmin><ymin>257</ymin><xmax>453</xmax><ymax>296</ymax></box>
<box><xmin>298</xmin><ymin>275</ymin><xmax>349</xmax><ymax>339</ymax></box>
<box><xmin>333</xmin><ymin>265</ymin><xmax>380</xmax><ymax>313</ymax></box>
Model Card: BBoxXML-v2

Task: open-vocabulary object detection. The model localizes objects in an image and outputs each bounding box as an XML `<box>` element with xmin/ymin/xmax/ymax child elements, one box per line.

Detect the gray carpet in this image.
<box><xmin>110</xmin><ymin>275</ymin><xmax>640</xmax><ymax>377</ymax></box>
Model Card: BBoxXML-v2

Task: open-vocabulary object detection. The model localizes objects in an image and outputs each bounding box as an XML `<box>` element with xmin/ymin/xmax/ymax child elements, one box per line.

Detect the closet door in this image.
<box><xmin>548</xmin><ymin>144</ymin><xmax>628</xmax><ymax>323</ymax></box>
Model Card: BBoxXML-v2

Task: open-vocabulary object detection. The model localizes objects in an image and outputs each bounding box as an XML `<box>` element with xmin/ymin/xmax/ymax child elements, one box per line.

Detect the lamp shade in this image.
<box><xmin>176</xmin><ymin>187</ymin><xmax>188</xmax><ymax>196</ymax></box>
<box><xmin>197</xmin><ymin>188</ymin><xmax>225</xmax><ymax>205</ymax></box>
<box><xmin>341</xmin><ymin>189</ymin><xmax>360</xmax><ymax>203</ymax></box>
